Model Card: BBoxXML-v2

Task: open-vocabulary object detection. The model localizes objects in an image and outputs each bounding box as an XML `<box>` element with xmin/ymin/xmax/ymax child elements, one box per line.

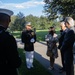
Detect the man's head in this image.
<box><xmin>25</xmin><ymin>22</ymin><xmax>32</xmax><ymax>30</ymax></box>
<box><xmin>0</xmin><ymin>8</ymin><xmax>13</xmax><ymax>29</ymax></box>
<box><xmin>64</xmin><ymin>17</ymin><xmax>75</xmax><ymax>28</ymax></box>
<box><xmin>49</xmin><ymin>26</ymin><xmax>55</xmax><ymax>31</ymax></box>
<box><xmin>60</xmin><ymin>21</ymin><xmax>67</xmax><ymax>31</ymax></box>
<box><xmin>49</xmin><ymin>26</ymin><xmax>55</xmax><ymax>35</ymax></box>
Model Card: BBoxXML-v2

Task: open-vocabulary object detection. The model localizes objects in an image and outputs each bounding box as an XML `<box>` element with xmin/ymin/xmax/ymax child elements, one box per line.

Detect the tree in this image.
<box><xmin>25</xmin><ymin>14</ymin><xmax>56</xmax><ymax>29</ymax></box>
<box><xmin>25</xmin><ymin>14</ymin><xmax>39</xmax><ymax>29</ymax></box>
<box><xmin>39</xmin><ymin>16</ymin><xmax>49</xmax><ymax>29</ymax></box>
<box><xmin>44</xmin><ymin>0</ymin><xmax>75</xmax><ymax>20</ymax></box>
<box><xmin>10</xmin><ymin>12</ymin><xmax>26</xmax><ymax>31</ymax></box>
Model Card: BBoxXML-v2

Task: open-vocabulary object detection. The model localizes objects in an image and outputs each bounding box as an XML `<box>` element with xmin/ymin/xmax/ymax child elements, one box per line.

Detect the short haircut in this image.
<box><xmin>50</xmin><ymin>26</ymin><xmax>54</xmax><ymax>29</ymax></box>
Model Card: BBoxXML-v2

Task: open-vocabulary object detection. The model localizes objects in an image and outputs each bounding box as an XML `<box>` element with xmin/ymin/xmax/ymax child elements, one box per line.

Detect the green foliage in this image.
<box><xmin>9</xmin><ymin>13</ymin><xmax>60</xmax><ymax>31</ymax></box>
<box><xmin>44</xmin><ymin>0</ymin><xmax>75</xmax><ymax>20</ymax></box>
<box><xmin>10</xmin><ymin>12</ymin><xmax>26</xmax><ymax>31</ymax></box>
<box><xmin>18</xmin><ymin>48</ymin><xmax>52</xmax><ymax>75</ymax></box>
<box><xmin>25</xmin><ymin>14</ymin><xmax>39</xmax><ymax>29</ymax></box>
<box><xmin>11</xmin><ymin>31</ymin><xmax>22</xmax><ymax>38</ymax></box>
<box><xmin>25</xmin><ymin>14</ymin><xmax>59</xmax><ymax>30</ymax></box>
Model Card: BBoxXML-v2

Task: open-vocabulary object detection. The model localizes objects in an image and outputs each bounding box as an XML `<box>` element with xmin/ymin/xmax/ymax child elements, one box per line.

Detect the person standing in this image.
<box><xmin>61</xmin><ymin>17</ymin><xmax>75</xmax><ymax>75</ymax></box>
<box><xmin>45</xmin><ymin>26</ymin><xmax>58</xmax><ymax>70</ymax></box>
<box><xmin>58</xmin><ymin>21</ymin><xmax>67</xmax><ymax>73</ymax></box>
<box><xmin>21</xmin><ymin>22</ymin><xmax>36</xmax><ymax>69</ymax></box>
<box><xmin>0</xmin><ymin>8</ymin><xmax>21</xmax><ymax>75</ymax></box>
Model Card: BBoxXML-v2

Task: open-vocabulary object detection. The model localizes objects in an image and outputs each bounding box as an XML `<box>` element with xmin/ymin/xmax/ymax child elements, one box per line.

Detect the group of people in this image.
<box><xmin>0</xmin><ymin>8</ymin><xmax>36</xmax><ymax>75</ymax></box>
<box><xmin>0</xmin><ymin>8</ymin><xmax>75</xmax><ymax>75</ymax></box>
<box><xmin>45</xmin><ymin>17</ymin><xmax>75</xmax><ymax>75</ymax></box>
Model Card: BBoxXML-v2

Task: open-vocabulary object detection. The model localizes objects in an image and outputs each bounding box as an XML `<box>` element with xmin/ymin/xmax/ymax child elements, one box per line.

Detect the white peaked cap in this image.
<box><xmin>0</xmin><ymin>8</ymin><xmax>13</xmax><ymax>16</ymax></box>
<box><xmin>25</xmin><ymin>22</ymin><xmax>31</xmax><ymax>26</ymax></box>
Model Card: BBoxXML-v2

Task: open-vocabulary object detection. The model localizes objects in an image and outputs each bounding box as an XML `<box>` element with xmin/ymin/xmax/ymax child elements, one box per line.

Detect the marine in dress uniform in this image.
<box><xmin>21</xmin><ymin>22</ymin><xmax>36</xmax><ymax>69</ymax></box>
<box><xmin>0</xmin><ymin>8</ymin><xmax>21</xmax><ymax>75</ymax></box>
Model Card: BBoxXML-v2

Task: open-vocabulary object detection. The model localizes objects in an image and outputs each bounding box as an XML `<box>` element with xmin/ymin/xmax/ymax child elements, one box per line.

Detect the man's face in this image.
<box><xmin>60</xmin><ymin>24</ymin><xmax>65</xmax><ymax>30</ymax></box>
<box><xmin>49</xmin><ymin>28</ymin><xmax>54</xmax><ymax>33</ymax></box>
<box><xmin>26</xmin><ymin>25</ymin><xmax>32</xmax><ymax>30</ymax></box>
<box><xmin>51</xmin><ymin>28</ymin><xmax>54</xmax><ymax>31</ymax></box>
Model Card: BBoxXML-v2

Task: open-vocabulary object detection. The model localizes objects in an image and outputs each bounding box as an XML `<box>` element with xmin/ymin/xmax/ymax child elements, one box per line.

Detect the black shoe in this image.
<box><xmin>59</xmin><ymin>70</ymin><xmax>65</xmax><ymax>73</ymax></box>
<box><xmin>59</xmin><ymin>68</ymin><xmax>65</xmax><ymax>73</ymax></box>
<box><xmin>49</xmin><ymin>66</ymin><xmax>54</xmax><ymax>70</ymax></box>
<box><xmin>59</xmin><ymin>67</ymin><xmax>64</xmax><ymax>70</ymax></box>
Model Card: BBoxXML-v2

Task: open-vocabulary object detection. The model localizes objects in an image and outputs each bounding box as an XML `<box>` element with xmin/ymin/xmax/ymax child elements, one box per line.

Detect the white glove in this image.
<box><xmin>30</xmin><ymin>38</ymin><xmax>35</xmax><ymax>43</ymax></box>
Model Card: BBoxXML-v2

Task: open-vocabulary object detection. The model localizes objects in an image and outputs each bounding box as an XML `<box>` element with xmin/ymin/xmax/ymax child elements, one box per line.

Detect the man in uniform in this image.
<box><xmin>0</xmin><ymin>8</ymin><xmax>21</xmax><ymax>75</ymax></box>
<box><xmin>21</xmin><ymin>22</ymin><xmax>36</xmax><ymax>69</ymax></box>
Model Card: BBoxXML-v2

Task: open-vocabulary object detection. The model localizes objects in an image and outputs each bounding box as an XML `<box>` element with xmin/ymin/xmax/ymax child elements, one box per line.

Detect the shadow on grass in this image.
<box><xmin>34</xmin><ymin>51</ymin><xmax>66</xmax><ymax>75</ymax></box>
<box><xmin>18</xmin><ymin>48</ymin><xmax>63</xmax><ymax>75</ymax></box>
<box><xmin>18</xmin><ymin>48</ymin><xmax>52</xmax><ymax>75</ymax></box>
<box><xmin>17</xmin><ymin>39</ymin><xmax>66</xmax><ymax>75</ymax></box>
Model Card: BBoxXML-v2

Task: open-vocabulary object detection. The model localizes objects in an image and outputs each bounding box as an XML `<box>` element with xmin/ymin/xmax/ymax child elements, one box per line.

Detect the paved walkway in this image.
<box><xmin>16</xmin><ymin>38</ymin><xmax>75</xmax><ymax>75</ymax></box>
<box><xmin>34</xmin><ymin>42</ymin><xmax>66</xmax><ymax>75</ymax></box>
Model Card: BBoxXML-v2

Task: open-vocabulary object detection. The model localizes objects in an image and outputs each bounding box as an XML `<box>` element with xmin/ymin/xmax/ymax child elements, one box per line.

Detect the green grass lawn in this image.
<box><xmin>11</xmin><ymin>29</ymin><xmax>61</xmax><ymax>75</ymax></box>
<box><xmin>18</xmin><ymin>48</ymin><xmax>52</xmax><ymax>75</ymax></box>
<box><xmin>11</xmin><ymin>29</ymin><xmax>60</xmax><ymax>42</ymax></box>
<box><xmin>36</xmin><ymin>30</ymin><xmax>48</xmax><ymax>41</ymax></box>
<box><xmin>11</xmin><ymin>30</ymin><xmax>48</xmax><ymax>41</ymax></box>
<box><xmin>11</xmin><ymin>31</ymin><xmax>22</xmax><ymax>38</ymax></box>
